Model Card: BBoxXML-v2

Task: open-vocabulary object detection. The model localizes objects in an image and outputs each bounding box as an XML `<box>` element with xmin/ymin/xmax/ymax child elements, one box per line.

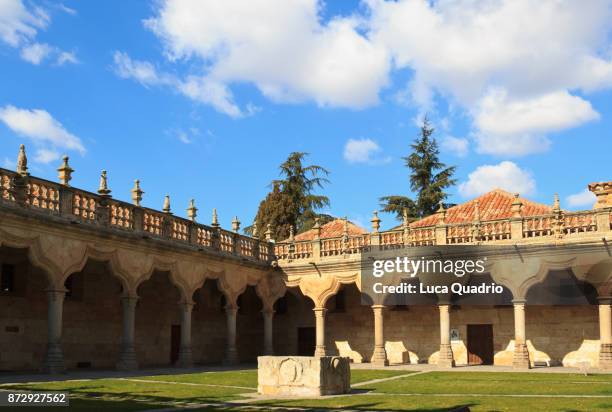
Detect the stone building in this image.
<box><xmin>0</xmin><ymin>145</ymin><xmax>610</xmax><ymax>373</ymax></box>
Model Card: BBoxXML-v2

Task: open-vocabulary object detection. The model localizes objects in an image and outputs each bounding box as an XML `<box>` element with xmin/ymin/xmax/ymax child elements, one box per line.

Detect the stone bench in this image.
<box><xmin>258</xmin><ymin>356</ymin><xmax>351</xmax><ymax>396</ymax></box>
<box><xmin>335</xmin><ymin>341</ymin><xmax>363</xmax><ymax>363</ymax></box>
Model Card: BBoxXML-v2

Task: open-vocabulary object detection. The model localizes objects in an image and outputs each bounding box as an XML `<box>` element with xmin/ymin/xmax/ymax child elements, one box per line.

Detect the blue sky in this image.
<box><xmin>1</xmin><ymin>0</ymin><xmax>611</xmax><ymax>231</ymax></box>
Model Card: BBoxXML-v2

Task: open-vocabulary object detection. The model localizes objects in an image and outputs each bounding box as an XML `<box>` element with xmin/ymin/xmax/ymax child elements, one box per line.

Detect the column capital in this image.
<box><xmin>371</xmin><ymin>304</ymin><xmax>386</xmax><ymax>310</ymax></box>
<box><xmin>597</xmin><ymin>296</ymin><xmax>612</xmax><ymax>305</ymax></box>
<box><xmin>261</xmin><ymin>307</ymin><xmax>276</xmax><ymax>316</ymax></box>
<box><xmin>511</xmin><ymin>299</ymin><xmax>527</xmax><ymax>305</ymax></box>
<box><xmin>313</xmin><ymin>307</ymin><xmax>327</xmax><ymax>315</ymax></box>
<box><xmin>179</xmin><ymin>301</ymin><xmax>195</xmax><ymax>311</ymax></box>
<box><xmin>225</xmin><ymin>305</ymin><xmax>239</xmax><ymax>315</ymax></box>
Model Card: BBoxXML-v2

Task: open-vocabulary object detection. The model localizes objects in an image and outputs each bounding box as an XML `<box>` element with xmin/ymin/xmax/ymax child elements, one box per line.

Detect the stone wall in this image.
<box><xmin>319</xmin><ymin>284</ymin><xmax>600</xmax><ymax>366</ymax></box>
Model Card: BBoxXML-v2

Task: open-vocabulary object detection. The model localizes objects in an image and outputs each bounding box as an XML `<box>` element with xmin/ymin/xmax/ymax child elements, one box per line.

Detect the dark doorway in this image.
<box><xmin>170</xmin><ymin>324</ymin><xmax>181</xmax><ymax>364</ymax></box>
<box><xmin>297</xmin><ymin>327</ymin><xmax>315</xmax><ymax>356</ymax></box>
<box><xmin>467</xmin><ymin>324</ymin><xmax>494</xmax><ymax>365</ymax></box>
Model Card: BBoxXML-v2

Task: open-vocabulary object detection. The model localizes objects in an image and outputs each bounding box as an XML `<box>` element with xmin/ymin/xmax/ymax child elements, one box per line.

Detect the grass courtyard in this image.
<box><xmin>1</xmin><ymin>368</ymin><xmax>611</xmax><ymax>411</ymax></box>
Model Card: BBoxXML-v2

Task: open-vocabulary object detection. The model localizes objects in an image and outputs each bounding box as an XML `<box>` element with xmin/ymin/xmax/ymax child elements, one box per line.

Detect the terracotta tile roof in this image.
<box><xmin>293</xmin><ymin>219</ymin><xmax>368</xmax><ymax>241</ymax></box>
<box><xmin>410</xmin><ymin>189</ymin><xmax>552</xmax><ymax>228</ymax></box>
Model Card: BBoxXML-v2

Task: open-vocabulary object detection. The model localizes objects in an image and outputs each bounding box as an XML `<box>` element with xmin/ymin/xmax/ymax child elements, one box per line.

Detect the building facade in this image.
<box><xmin>0</xmin><ymin>145</ymin><xmax>611</xmax><ymax>373</ymax></box>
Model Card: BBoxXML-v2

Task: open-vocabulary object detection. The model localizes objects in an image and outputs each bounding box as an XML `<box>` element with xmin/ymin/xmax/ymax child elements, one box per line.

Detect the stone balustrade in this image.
<box><xmin>0</xmin><ymin>161</ymin><xmax>274</xmax><ymax>265</ymax></box>
<box><xmin>275</xmin><ymin>206</ymin><xmax>611</xmax><ymax>263</ymax></box>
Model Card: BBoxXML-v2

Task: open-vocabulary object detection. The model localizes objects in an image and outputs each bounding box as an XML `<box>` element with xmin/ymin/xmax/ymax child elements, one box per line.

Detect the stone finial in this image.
<box><xmin>252</xmin><ymin>222</ymin><xmax>258</xmax><ymax>237</ymax></box>
<box><xmin>163</xmin><ymin>195</ymin><xmax>171</xmax><ymax>214</ymax></box>
<box><xmin>473</xmin><ymin>200</ymin><xmax>481</xmax><ymax>222</ymax></box>
<box><xmin>588</xmin><ymin>181</ymin><xmax>612</xmax><ymax>209</ymax></box>
<box><xmin>212</xmin><ymin>208</ymin><xmax>220</xmax><ymax>227</ymax></box>
<box><xmin>265</xmin><ymin>223</ymin><xmax>273</xmax><ymax>241</ymax></box>
<box><xmin>402</xmin><ymin>208</ymin><xmax>409</xmax><ymax>228</ymax></box>
<box><xmin>232</xmin><ymin>216</ymin><xmax>241</xmax><ymax>232</ymax></box>
<box><xmin>436</xmin><ymin>201</ymin><xmax>446</xmax><ymax>224</ymax></box>
<box><xmin>371</xmin><ymin>211</ymin><xmax>381</xmax><ymax>233</ymax></box>
<box><xmin>98</xmin><ymin>170</ymin><xmax>111</xmax><ymax>196</ymax></box>
<box><xmin>57</xmin><ymin>155</ymin><xmax>73</xmax><ymax>185</ymax></box>
<box><xmin>313</xmin><ymin>217</ymin><xmax>321</xmax><ymax>239</ymax></box>
<box><xmin>289</xmin><ymin>225</ymin><xmax>295</xmax><ymax>240</ymax></box>
<box><xmin>131</xmin><ymin>180</ymin><xmax>144</xmax><ymax>206</ymax></box>
<box><xmin>16</xmin><ymin>144</ymin><xmax>28</xmax><ymax>176</ymax></box>
<box><xmin>511</xmin><ymin>193</ymin><xmax>523</xmax><ymax>218</ymax></box>
<box><xmin>343</xmin><ymin>217</ymin><xmax>349</xmax><ymax>236</ymax></box>
<box><xmin>187</xmin><ymin>199</ymin><xmax>197</xmax><ymax>222</ymax></box>
<box><xmin>553</xmin><ymin>193</ymin><xmax>560</xmax><ymax>212</ymax></box>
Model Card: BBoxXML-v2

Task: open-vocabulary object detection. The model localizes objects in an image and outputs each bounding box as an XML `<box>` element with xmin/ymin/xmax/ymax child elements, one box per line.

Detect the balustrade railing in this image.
<box><xmin>1</xmin><ymin>167</ymin><xmax>609</xmax><ymax>265</ymax></box>
<box><xmin>274</xmin><ymin>207</ymin><xmax>610</xmax><ymax>262</ymax></box>
<box><xmin>0</xmin><ymin>168</ymin><xmax>274</xmax><ymax>264</ymax></box>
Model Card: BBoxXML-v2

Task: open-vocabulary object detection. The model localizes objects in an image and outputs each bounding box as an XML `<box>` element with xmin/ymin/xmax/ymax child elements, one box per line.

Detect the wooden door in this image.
<box><xmin>297</xmin><ymin>327</ymin><xmax>315</xmax><ymax>356</ymax></box>
<box><xmin>170</xmin><ymin>324</ymin><xmax>181</xmax><ymax>364</ymax></box>
<box><xmin>467</xmin><ymin>324</ymin><xmax>494</xmax><ymax>365</ymax></box>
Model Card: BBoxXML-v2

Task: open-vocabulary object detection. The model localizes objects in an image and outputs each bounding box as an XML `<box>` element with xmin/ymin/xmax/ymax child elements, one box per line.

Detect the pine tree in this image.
<box><xmin>247</xmin><ymin>152</ymin><xmax>330</xmax><ymax>239</ymax></box>
<box><xmin>249</xmin><ymin>182</ymin><xmax>297</xmax><ymax>241</ymax></box>
<box><xmin>380</xmin><ymin>117</ymin><xmax>456</xmax><ymax>220</ymax></box>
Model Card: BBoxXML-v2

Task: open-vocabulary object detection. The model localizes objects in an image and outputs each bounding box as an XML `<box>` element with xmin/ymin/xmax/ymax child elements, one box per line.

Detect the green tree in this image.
<box><xmin>380</xmin><ymin>118</ymin><xmax>456</xmax><ymax>220</ymax></box>
<box><xmin>246</xmin><ymin>182</ymin><xmax>297</xmax><ymax>241</ymax></box>
<box><xmin>247</xmin><ymin>152</ymin><xmax>331</xmax><ymax>240</ymax></box>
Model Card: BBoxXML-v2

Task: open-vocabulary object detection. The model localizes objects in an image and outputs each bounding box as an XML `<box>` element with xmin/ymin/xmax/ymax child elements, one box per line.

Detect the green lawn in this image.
<box><xmin>1</xmin><ymin>369</ymin><xmax>611</xmax><ymax>411</ymax></box>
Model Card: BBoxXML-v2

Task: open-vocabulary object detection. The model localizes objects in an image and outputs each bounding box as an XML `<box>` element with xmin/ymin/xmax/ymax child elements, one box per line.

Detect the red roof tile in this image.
<box><xmin>410</xmin><ymin>189</ymin><xmax>552</xmax><ymax>228</ymax></box>
<box><xmin>293</xmin><ymin>219</ymin><xmax>367</xmax><ymax>241</ymax></box>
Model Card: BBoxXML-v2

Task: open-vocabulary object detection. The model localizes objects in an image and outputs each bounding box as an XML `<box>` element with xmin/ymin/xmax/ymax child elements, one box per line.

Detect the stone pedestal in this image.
<box><xmin>258</xmin><ymin>356</ymin><xmax>350</xmax><ymax>396</ymax></box>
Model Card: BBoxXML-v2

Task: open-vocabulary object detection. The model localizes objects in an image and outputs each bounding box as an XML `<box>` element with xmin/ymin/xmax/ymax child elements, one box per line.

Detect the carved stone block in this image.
<box><xmin>257</xmin><ymin>356</ymin><xmax>350</xmax><ymax>396</ymax></box>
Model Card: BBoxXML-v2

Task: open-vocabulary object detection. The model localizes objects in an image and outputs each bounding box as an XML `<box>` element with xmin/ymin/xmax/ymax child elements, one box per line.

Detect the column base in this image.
<box><xmin>177</xmin><ymin>348</ymin><xmax>194</xmax><ymax>368</ymax></box>
<box><xmin>223</xmin><ymin>348</ymin><xmax>239</xmax><ymax>366</ymax></box>
<box><xmin>599</xmin><ymin>343</ymin><xmax>612</xmax><ymax>370</ymax></box>
<box><xmin>264</xmin><ymin>347</ymin><xmax>275</xmax><ymax>356</ymax></box>
<box><xmin>42</xmin><ymin>344</ymin><xmax>65</xmax><ymax>374</ymax></box>
<box><xmin>116</xmin><ymin>348</ymin><xmax>139</xmax><ymax>371</ymax></box>
<box><xmin>371</xmin><ymin>346</ymin><xmax>389</xmax><ymax>366</ymax></box>
<box><xmin>314</xmin><ymin>345</ymin><xmax>327</xmax><ymax>357</ymax></box>
<box><xmin>437</xmin><ymin>344</ymin><xmax>455</xmax><ymax>368</ymax></box>
<box><xmin>512</xmin><ymin>343</ymin><xmax>531</xmax><ymax>369</ymax></box>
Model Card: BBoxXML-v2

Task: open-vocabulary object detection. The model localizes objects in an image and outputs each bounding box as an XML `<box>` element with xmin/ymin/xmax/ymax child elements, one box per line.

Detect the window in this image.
<box><xmin>1</xmin><ymin>264</ymin><xmax>15</xmax><ymax>293</ymax></box>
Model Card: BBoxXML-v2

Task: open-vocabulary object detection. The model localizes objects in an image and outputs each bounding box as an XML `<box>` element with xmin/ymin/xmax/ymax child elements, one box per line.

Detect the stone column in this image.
<box><xmin>117</xmin><ymin>296</ymin><xmax>139</xmax><ymax>370</ymax></box>
<box><xmin>437</xmin><ymin>304</ymin><xmax>455</xmax><ymax>367</ymax></box>
<box><xmin>224</xmin><ymin>305</ymin><xmax>239</xmax><ymax>365</ymax></box>
<box><xmin>43</xmin><ymin>289</ymin><xmax>65</xmax><ymax>373</ymax></box>
<box><xmin>177</xmin><ymin>302</ymin><xmax>194</xmax><ymax>368</ymax></box>
<box><xmin>599</xmin><ymin>298</ymin><xmax>612</xmax><ymax>370</ymax></box>
<box><xmin>314</xmin><ymin>307</ymin><xmax>327</xmax><ymax>357</ymax></box>
<box><xmin>371</xmin><ymin>305</ymin><xmax>388</xmax><ymax>366</ymax></box>
<box><xmin>262</xmin><ymin>308</ymin><xmax>275</xmax><ymax>355</ymax></box>
<box><xmin>512</xmin><ymin>300</ymin><xmax>531</xmax><ymax>369</ymax></box>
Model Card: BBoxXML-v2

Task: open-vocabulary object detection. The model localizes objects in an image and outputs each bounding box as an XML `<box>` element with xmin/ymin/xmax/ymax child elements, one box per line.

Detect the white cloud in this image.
<box><xmin>0</xmin><ymin>0</ymin><xmax>48</xmax><ymax>47</ymax></box>
<box><xmin>473</xmin><ymin>89</ymin><xmax>599</xmax><ymax>156</ymax></box>
<box><xmin>0</xmin><ymin>0</ymin><xmax>77</xmax><ymax>65</ymax></box>
<box><xmin>441</xmin><ymin>136</ymin><xmax>469</xmax><ymax>157</ymax></box>
<box><xmin>459</xmin><ymin>161</ymin><xmax>536</xmax><ymax>198</ymax></box>
<box><xmin>19</xmin><ymin>42</ymin><xmax>52</xmax><ymax>64</ymax></box>
<box><xmin>131</xmin><ymin>0</ymin><xmax>390</xmax><ymax>114</ymax></box>
<box><xmin>343</xmin><ymin>138</ymin><xmax>390</xmax><ymax>164</ymax></box>
<box><xmin>566</xmin><ymin>189</ymin><xmax>596</xmax><ymax>209</ymax></box>
<box><xmin>56</xmin><ymin>50</ymin><xmax>78</xmax><ymax>65</ymax></box>
<box><xmin>0</xmin><ymin>105</ymin><xmax>85</xmax><ymax>156</ymax></box>
<box><xmin>113</xmin><ymin>51</ymin><xmax>173</xmax><ymax>87</ymax></box>
<box><xmin>56</xmin><ymin>4</ymin><xmax>76</xmax><ymax>16</ymax></box>
<box><xmin>366</xmin><ymin>0</ymin><xmax>612</xmax><ymax>155</ymax></box>
<box><xmin>33</xmin><ymin>148</ymin><xmax>60</xmax><ymax>164</ymax></box>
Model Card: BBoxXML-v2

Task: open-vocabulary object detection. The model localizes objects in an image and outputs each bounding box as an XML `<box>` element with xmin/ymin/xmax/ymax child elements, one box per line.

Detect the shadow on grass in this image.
<box><xmin>245</xmin><ymin>400</ymin><xmax>475</xmax><ymax>412</ymax></box>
